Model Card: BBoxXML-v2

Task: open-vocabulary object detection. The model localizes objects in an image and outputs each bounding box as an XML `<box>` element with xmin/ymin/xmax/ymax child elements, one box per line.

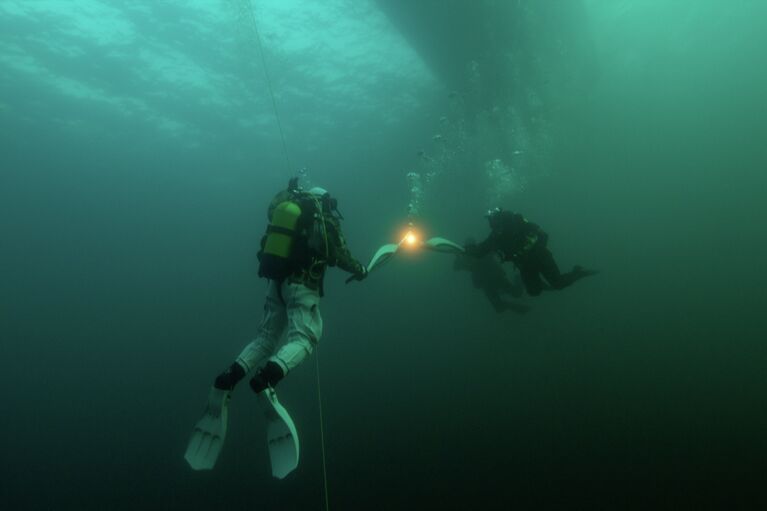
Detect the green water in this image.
<box><xmin>1</xmin><ymin>1</ymin><xmax>766</xmax><ymax>509</ymax></box>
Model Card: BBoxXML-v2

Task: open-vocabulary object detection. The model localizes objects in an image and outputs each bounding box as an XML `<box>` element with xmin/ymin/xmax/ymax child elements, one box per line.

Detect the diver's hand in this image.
<box><xmin>345</xmin><ymin>266</ymin><xmax>368</xmax><ymax>284</ymax></box>
<box><xmin>463</xmin><ymin>242</ymin><xmax>479</xmax><ymax>256</ymax></box>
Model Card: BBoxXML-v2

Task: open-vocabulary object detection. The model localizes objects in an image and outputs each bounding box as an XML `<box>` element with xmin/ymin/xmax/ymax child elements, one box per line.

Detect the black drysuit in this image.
<box><xmin>454</xmin><ymin>252</ymin><xmax>527</xmax><ymax>313</ymax></box>
<box><xmin>468</xmin><ymin>211</ymin><xmax>588</xmax><ymax>296</ymax></box>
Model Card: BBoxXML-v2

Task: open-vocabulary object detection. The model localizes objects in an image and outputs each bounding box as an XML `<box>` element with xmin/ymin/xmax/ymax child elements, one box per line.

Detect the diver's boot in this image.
<box><xmin>250</xmin><ymin>361</ymin><xmax>285</xmax><ymax>394</ymax></box>
<box><xmin>572</xmin><ymin>265</ymin><xmax>599</xmax><ymax>280</ymax></box>
<box><xmin>214</xmin><ymin>362</ymin><xmax>246</xmax><ymax>391</ymax></box>
<box><xmin>509</xmin><ymin>286</ymin><xmax>525</xmax><ymax>298</ymax></box>
<box><xmin>507</xmin><ymin>302</ymin><xmax>531</xmax><ymax>315</ymax></box>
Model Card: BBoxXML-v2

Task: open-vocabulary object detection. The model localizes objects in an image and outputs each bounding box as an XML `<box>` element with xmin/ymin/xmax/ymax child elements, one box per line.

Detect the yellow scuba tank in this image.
<box><xmin>263</xmin><ymin>201</ymin><xmax>302</xmax><ymax>258</ymax></box>
<box><xmin>258</xmin><ymin>193</ymin><xmax>306</xmax><ymax>280</ymax></box>
<box><xmin>258</xmin><ymin>180</ymin><xmax>329</xmax><ymax>281</ymax></box>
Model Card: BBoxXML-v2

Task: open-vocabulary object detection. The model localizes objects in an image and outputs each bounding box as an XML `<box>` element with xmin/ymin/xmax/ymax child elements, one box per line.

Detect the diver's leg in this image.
<box><xmin>506</xmin><ymin>302</ymin><xmax>531</xmax><ymax>315</ymax></box>
<box><xmin>538</xmin><ymin>249</ymin><xmax>568</xmax><ymax>290</ymax></box>
<box><xmin>497</xmin><ymin>276</ymin><xmax>516</xmax><ymax>296</ymax></box>
<box><xmin>484</xmin><ymin>287</ymin><xmax>530</xmax><ymax>314</ymax></box>
<box><xmin>506</xmin><ymin>271</ymin><xmax>525</xmax><ymax>298</ymax></box>
<box><xmin>250</xmin><ymin>282</ymin><xmax>323</xmax><ymax>393</ymax></box>
<box><xmin>519</xmin><ymin>263</ymin><xmax>544</xmax><ymax>297</ymax></box>
<box><xmin>483</xmin><ymin>288</ymin><xmax>508</xmax><ymax>313</ymax></box>
<box><xmin>540</xmin><ymin>249</ymin><xmax>597</xmax><ymax>290</ymax></box>
<box><xmin>187</xmin><ymin>283</ymin><xmax>287</xmax><ymax>470</ymax></box>
<box><xmin>214</xmin><ymin>281</ymin><xmax>287</xmax><ymax>391</ymax></box>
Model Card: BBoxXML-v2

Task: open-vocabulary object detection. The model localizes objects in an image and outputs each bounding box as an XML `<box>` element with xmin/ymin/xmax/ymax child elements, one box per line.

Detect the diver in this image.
<box><xmin>465</xmin><ymin>208</ymin><xmax>597</xmax><ymax>296</ymax></box>
<box><xmin>454</xmin><ymin>237</ymin><xmax>530</xmax><ymax>314</ymax></box>
<box><xmin>214</xmin><ymin>181</ymin><xmax>367</xmax><ymax>394</ymax></box>
<box><xmin>185</xmin><ymin>180</ymin><xmax>367</xmax><ymax>471</ymax></box>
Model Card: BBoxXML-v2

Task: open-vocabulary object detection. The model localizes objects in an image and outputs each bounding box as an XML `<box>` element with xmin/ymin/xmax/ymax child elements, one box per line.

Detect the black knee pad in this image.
<box><xmin>214</xmin><ymin>362</ymin><xmax>246</xmax><ymax>391</ymax></box>
<box><xmin>249</xmin><ymin>361</ymin><xmax>285</xmax><ymax>394</ymax></box>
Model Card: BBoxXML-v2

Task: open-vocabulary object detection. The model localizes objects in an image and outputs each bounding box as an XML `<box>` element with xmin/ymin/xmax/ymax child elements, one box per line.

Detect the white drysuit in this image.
<box><xmin>235</xmin><ymin>280</ymin><xmax>323</xmax><ymax>376</ymax></box>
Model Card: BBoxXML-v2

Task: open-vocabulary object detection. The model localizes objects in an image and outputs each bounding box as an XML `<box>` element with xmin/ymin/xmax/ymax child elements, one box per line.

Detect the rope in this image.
<box><xmin>245</xmin><ymin>0</ymin><xmax>292</xmax><ymax>176</ymax></box>
<box><xmin>315</xmin><ymin>353</ymin><xmax>331</xmax><ymax>511</ymax></box>
<box><xmin>240</xmin><ymin>2</ymin><xmax>330</xmax><ymax>509</ymax></box>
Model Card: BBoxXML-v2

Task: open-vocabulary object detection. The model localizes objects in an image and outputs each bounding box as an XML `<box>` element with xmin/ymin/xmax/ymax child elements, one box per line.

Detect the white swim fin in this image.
<box><xmin>184</xmin><ymin>387</ymin><xmax>230</xmax><ymax>470</ymax></box>
<box><xmin>423</xmin><ymin>236</ymin><xmax>464</xmax><ymax>254</ymax></box>
<box><xmin>257</xmin><ymin>388</ymin><xmax>300</xmax><ymax>479</ymax></box>
<box><xmin>366</xmin><ymin>243</ymin><xmax>399</xmax><ymax>273</ymax></box>
<box><xmin>364</xmin><ymin>236</ymin><xmax>463</xmax><ymax>278</ymax></box>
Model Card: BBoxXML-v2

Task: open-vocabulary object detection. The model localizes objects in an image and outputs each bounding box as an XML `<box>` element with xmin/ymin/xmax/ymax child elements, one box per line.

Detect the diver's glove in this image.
<box><xmin>463</xmin><ymin>242</ymin><xmax>480</xmax><ymax>257</ymax></box>
<box><xmin>345</xmin><ymin>265</ymin><xmax>368</xmax><ymax>284</ymax></box>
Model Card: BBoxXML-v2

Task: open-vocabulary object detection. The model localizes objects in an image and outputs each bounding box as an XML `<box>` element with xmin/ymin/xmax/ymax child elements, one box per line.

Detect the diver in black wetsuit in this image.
<box><xmin>465</xmin><ymin>208</ymin><xmax>597</xmax><ymax>296</ymax></box>
<box><xmin>454</xmin><ymin>237</ymin><xmax>530</xmax><ymax>314</ymax></box>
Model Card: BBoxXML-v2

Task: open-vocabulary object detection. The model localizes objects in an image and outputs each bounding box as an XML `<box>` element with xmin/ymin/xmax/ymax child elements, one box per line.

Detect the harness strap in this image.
<box><xmin>273</xmin><ymin>278</ymin><xmax>286</xmax><ymax>305</ymax></box>
<box><xmin>267</xmin><ymin>225</ymin><xmax>295</xmax><ymax>237</ymax></box>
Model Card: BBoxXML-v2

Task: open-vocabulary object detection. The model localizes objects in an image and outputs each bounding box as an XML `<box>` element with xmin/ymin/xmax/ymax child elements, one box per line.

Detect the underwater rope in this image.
<box><xmin>315</xmin><ymin>354</ymin><xmax>331</xmax><ymax>511</ymax></box>
<box><xmin>241</xmin><ymin>0</ymin><xmax>292</xmax><ymax>176</ymax></box>
<box><xmin>239</xmin><ymin>2</ymin><xmax>331</xmax><ymax>509</ymax></box>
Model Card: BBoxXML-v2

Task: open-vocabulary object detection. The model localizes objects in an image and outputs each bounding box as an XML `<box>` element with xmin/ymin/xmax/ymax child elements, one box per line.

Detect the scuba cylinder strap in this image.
<box><xmin>266</xmin><ymin>225</ymin><xmax>296</xmax><ymax>237</ymax></box>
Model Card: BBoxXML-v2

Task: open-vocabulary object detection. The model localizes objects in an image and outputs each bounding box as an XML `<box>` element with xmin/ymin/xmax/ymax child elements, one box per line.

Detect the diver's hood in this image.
<box><xmin>307</xmin><ymin>186</ymin><xmax>343</xmax><ymax>219</ymax></box>
<box><xmin>308</xmin><ymin>186</ymin><xmax>329</xmax><ymax>197</ymax></box>
<box><xmin>486</xmin><ymin>207</ymin><xmax>503</xmax><ymax>229</ymax></box>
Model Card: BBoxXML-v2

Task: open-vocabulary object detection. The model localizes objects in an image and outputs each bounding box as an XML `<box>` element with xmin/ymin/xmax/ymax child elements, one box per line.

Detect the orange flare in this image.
<box><xmin>399</xmin><ymin>227</ymin><xmax>421</xmax><ymax>249</ymax></box>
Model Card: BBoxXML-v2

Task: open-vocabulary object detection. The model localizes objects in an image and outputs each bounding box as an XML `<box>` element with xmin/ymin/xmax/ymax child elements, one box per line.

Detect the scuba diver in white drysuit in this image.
<box><xmin>214</xmin><ymin>182</ymin><xmax>367</xmax><ymax>394</ymax></box>
<box><xmin>185</xmin><ymin>181</ymin><xmax>367</xmax><ymax>474</ymax></box>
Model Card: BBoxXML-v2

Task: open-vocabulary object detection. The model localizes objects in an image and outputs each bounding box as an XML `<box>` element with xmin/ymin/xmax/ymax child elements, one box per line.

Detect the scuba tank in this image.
<box><xmin>258</xmin><ymin>179</ymin><xmax>329</xmax><ymax>281</ymax></box>
<box><xmin>258</xmin><ymin>178</ymin><xmax>305</xmax><ymax>281</ymax></box>
<box><xmin>259</xmin><ymin>199</ymin><xmax>303</xmax><ymax>281</ymax></box>
<box><xmin>264</xmin><ymin>201</ymin><xmax>302</xmax><ymax>256</ymax></box>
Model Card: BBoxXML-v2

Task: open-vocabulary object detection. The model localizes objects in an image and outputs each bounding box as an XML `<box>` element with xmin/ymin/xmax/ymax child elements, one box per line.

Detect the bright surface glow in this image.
<box><xmin>0</xmin><ymin>0</ymin><xmax>439</xmax><ymax>147</ymax></box>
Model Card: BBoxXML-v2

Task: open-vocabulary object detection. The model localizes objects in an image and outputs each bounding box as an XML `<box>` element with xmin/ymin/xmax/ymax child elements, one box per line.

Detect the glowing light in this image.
<box><xmin>399</xmin><ymin>228</ymin><xmax>421</xmax><ymax>249</ymax></box>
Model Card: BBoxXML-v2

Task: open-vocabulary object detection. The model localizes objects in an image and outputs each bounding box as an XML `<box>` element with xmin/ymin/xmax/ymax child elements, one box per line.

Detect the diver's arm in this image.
<box><xmin>327</xmin><ymin>220</ymin><xmax>366</xmax><ymax>277</ymax></box>
<box><xmin>521</xmin><ymin>221</ymin><xmax>547</xmax><ymax>248</ymax></box>
<box><xmin>465</xmin><ymin>235</ymin><xmax>496</xmax><ymax>258</ymax></box>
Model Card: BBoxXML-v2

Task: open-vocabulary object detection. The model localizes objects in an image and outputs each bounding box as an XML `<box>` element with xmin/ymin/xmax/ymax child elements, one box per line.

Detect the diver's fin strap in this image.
<box><xmin>266</xmin><ymin>225</ymin><xmax>295</xmax><ymax>237</ymax></box>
